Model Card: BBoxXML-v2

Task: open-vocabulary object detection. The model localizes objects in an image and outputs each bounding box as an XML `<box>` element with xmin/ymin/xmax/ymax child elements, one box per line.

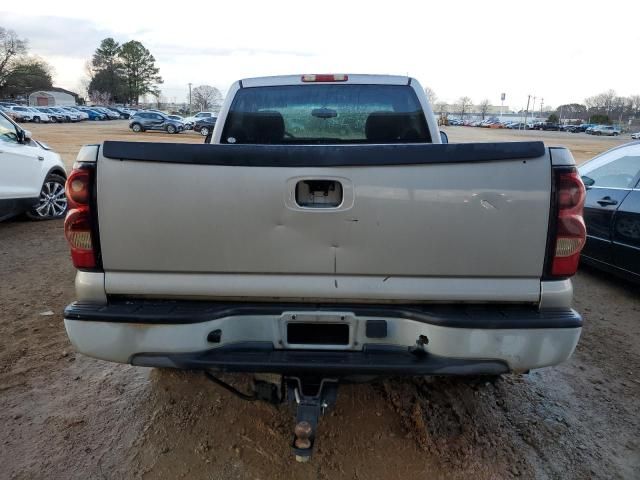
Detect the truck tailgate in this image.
<box><xmin>96</xmin><ymin>142</ymin><xmax>550</xmax><ymax>302</ymax></box>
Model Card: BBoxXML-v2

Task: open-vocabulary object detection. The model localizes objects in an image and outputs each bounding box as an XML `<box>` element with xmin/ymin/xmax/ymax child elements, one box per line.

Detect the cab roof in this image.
<box><xmin>240</xmin><ymin>74</ymin><xmax>412</xmax><ymax>88</ymax></box>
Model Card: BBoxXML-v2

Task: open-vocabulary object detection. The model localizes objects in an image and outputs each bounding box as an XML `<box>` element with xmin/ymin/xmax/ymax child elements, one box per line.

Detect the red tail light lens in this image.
<box><xmin>301</xmin><ymin>74</ymin><xmax>348</xmax><ymax>82</ymax></box>
<box><xmin>64</xmin><ymin>207</ymin><xmax>96</xmax><ymax>268</ymax></box>
<box><xmin>65</xmin><ymin>168</ymin><xmax>91</xmax><ymax>208</ymax></box>
<box><xmin>64</xmin><ymin>164</ymin><xmax>97</xmax><ymax>269</ymax></box>
<box><xmin>550</xmin><ymin>169</ymin><xmax>586</xmax><ymax>277</ymax></box>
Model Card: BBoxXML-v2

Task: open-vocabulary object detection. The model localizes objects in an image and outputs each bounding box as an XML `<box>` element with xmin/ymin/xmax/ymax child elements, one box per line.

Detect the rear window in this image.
<box><xmin>221</xmin><ymin>84</ymin><xmax>430</xmax><ymax>144</ymax></box>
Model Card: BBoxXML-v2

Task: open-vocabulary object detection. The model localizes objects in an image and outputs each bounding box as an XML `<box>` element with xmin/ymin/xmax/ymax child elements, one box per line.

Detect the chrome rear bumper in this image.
<box><xmin>64</xmin><ymin>300</ymin><xmax>581</xmax><ymax>374</ymax></box>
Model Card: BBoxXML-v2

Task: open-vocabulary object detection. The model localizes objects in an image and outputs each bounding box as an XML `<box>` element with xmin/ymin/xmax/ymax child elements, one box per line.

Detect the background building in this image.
<box><xmin>28</xmin><ymin>88</ymin><xmax>78</xmax><ymax>106</ymax></box>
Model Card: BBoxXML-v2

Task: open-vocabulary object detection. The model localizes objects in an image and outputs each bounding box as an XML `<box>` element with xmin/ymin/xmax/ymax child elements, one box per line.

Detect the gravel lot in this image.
<box><xmin>1</xmin><ymin>122</ymin><xmax>638</xmax><ymax>479</ymax></box>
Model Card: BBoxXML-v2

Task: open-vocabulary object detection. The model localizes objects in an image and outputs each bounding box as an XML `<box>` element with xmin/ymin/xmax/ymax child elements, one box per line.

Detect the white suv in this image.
<box><xmin>183</xmin><ymin>111</ymin><xmax>216</xmax><ymax>124</ymax></box>
<box><xmin>0</xmin><ymin>111</ymin><xmax>68</xmax><ymax>221</ymax></box>
<box><xmin>7</xmin><ymin>106</ymin><xmax>34</xmax><ymax>122</ymax></box>
<box><xmin>26</xmin><ymin>107</ymin><xmax>51</xmax><ymax>123</ymax></box>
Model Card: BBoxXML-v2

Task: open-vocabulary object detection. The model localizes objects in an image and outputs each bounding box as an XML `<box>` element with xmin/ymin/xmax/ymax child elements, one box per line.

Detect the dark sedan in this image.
<box><xmin>129</xmin><ymin>111</ymin><xmax>184</xmax><ymax>134</ymax></box>
<box><xmin>193</xmin><ymin>116</ymin><xmax>216</xmax><ymax>136</ymax></box>
<box><xmin>579</xmin><ymin>142</ymin><xmax>640</xmax><ymax>282</ymax></box>
<box><xmin>540</xmin><ymin>122</ymin><xmax>560</xmax><ymax>131</ymax></box>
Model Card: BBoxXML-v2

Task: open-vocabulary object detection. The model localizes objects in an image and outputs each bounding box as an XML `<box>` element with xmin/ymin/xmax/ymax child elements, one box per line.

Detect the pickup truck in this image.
<box><xmin>63</xmin><ymin>74</ymin><xmax>586</xmax><ymax>459</ymax></box>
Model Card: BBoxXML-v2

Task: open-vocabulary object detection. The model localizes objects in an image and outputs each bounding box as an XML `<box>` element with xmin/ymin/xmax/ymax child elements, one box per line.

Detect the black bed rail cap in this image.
<box><xmin>102</xmin><ymin>140</ymin><xmax>546</xmax><ymax>167</ymax></box>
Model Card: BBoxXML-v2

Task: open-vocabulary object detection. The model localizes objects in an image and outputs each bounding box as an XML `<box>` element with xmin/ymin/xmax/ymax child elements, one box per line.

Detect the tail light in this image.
<box><xmin>548</xmin><ymin>167</ymin><xmax>586</xmax><ymax>277</ymax></box>
<box><xmin>301</xmin><ymin>74</ymin><xmax>348</xmax><ymax>82</ymax></box>
<box><xmin>64</xmin><ymin>164</ymin><xmax>98</xmax><ymax>269</ymax></box>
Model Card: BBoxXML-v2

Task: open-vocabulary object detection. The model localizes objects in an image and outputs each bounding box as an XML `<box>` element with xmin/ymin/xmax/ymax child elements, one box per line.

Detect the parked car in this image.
<box><xmin>106</xmin><ymin>107</ymin><xmax>129</xmax><ymax>119</ymax></box>
<box><xmin>76</xmin><ymin>107</ymin><xmax>106</xmax><ymax>120</ymax></box>
<box><xmin>183</xmin><ymin>111</ymin><xmax>216</xmax><ymax>124</ymax></box>
<box><xmin>25</xmin><ymin>107</ymin><xmax>51</xmax><ymax>123</ymax></box>
<box><xmin>60</xmin><ymin>106</ymin><xmax>89</xmax><ymax>120</ymax></box>
<box><xmin>540</xmin><ymin>122</ymin><xmax>561</xmax><ymax>131</ymax></box>
<box><xmin>0</xmin><ymin>111</ymin><xmax>67</xmax><ymax>221</ymax></box>
<box><xmin>49</xmin><ymin>107</ymin><xmax>81</xmax><ymax>122</ymax></box>
<box><xmin>7</xmin><ymin>106</ymin><xmax>34</xmax><ymax>122</ymax></box>
<box><xmin>193</xmin><ymin>116</ymin><xmax>216</xmax><ymax>136</ymax></box>
<box><xmin>129</xmin><ymin>111</ymin><xmax>185</xmax><ymax>133</ymax></box>
<box><xmin>168</xmin><ymin>114</ymin><xmax>192</xmax><ymax>129</ymax></box>
<box><xmin>567</xmin><ymin>124</ymin><xmax>592</xmax><ymax>133</ymax></box>
<box><xmin>0</xmin><ymin>105</ymin><xmax>17</xmax><ymax>120</ymax></box>
<box><xmin>34</xmin><ymin>107</ymin><xmax>65</xmax><ymax>123</ymax></box>
<box><xmin>631</xmin><ymin>132</ymin><xmax>640</xmax><ymax>140</ymax></box>
<box><xmin>589</xmin><ymin>125</ymin><xmax>621</xmax><ymax>136</ymax></box>
<box><xmin>63</xmin><ymin>73</ymin><xmax>586</xmax><ymax>461</ymax></box>
<box><xmin>579</xmin><ymin>142</ymin><xmax>640</xmax><ymax>282</ymax></box>
<box><xmin>91</xmin><ymin>107</ymin><xmax>120</xmax><ymax>120</ymax></box>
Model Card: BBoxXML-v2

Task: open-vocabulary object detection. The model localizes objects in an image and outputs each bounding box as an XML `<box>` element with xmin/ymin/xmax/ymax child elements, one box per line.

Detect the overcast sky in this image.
<box><xmin>2</xmin><ymin>1</ymin><xmax>639</xmax><ymax>109</ymax></box>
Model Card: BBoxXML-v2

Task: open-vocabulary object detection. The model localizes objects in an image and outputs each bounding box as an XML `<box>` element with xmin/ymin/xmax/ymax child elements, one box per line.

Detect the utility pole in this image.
<box><xmin>188</xmin><ymin>83</ymin><xmax>192</xmax><ymax>114</ymax></box>
<box><xmin>523</xmin><ymin>95</ymin><xmax>531</xmax><ymax>130</ymax></box>
<box><xmin>540</xmin><ymin>98</ymin><xmax>544</xmax><ymax>120</ymax></box>
<box><xmin>531</xmin><ymin>96</ymin><xmax>537</xmax><ymax>122</ymax></box>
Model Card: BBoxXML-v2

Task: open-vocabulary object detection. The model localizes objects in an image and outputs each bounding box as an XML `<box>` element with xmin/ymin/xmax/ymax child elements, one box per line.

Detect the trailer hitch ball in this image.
<box><xmin>294</xmin><ymin>421</ymin><xmax>312</xmax><ymax>449</ymax></box>
<box><xmin>294</xmin><ymin>421</ymin><xmax>313</xmax><ymax>462</ymax></box>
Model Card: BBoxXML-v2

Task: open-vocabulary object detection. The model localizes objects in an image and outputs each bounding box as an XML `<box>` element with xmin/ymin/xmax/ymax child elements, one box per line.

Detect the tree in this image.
<box><xmin>92</xmin><ymin>38</ymin><xmax>120</xmax><ymax>71</ymax></box>
<box><xmin>555</xmin><ymin>103</ymin><xmax>587</xmax><ymax>121</ymax></box>
<box><xmin>1</xmin><ymin>58</ymin><xmax>52</xmax><ymax>97</ymax></box>
<box><xmin>629</xmin><ymin>95</ymin><xmax>640</xmax><ymax>115</ymax></box>
<box><xmin>478</xmin><ymin>99</ymin><xmax>490</xmax><ymax>119</ymax></box>
<box><xmin>457</xmin><ymin>96</ymin><xmax>472</xmax><ymax>119</ymax></box>
<box><xmin>585</xmin><ymin>90</ymin><xmax>616</xmax><ymax>116</ymax></box>
<box><xmin>590</xmin><ymin>114</ymin><xmax>610</xmax><ymax>124</ymax></box>
<box><xmin>0</xmin><ymin>27</ymin><xmax>28</xmax><ymax>92</ymax></box>
<box><xmin>89</xmin><ymin>69</ymin><xmax>126</xmax><ymax>103</ymax></box>
<box><xmin>424</xmin><ymin>87</ymin><xmax>437</xmax><ymax>106</ymax></box>
<box><xmin>547</xmin><ymin>113</ymin><xmax>559</xmax><ymax>123</ymax></box>
<box><xmin>119</xmin><ymin>40</ymin><xmax>163</xmax><ymax>104</ymax></box>
<box><xmin>88</xmin><ymin>90</ymin><xmax>111</xmax><ymax>105</ymax></box>
<box><xmin>434</xmin><ymin>101</ymin><xmax>448</xmax><ymax>114</ymax></box>
<box><xmin>191</xmin><ymin>85</ymin><xmax>223</xmax><ymax>111</ymax></box>
<box><xmin>88</xmin><ymin>38</ymin><xmax>125</xmax><ymax>103</ymax></box>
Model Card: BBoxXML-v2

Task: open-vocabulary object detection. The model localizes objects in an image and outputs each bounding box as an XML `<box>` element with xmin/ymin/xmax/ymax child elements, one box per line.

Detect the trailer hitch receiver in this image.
<box><xmin>287</xmin><ymin>377</ymin><xmax>339</xmax><ymax>462</ymax></box>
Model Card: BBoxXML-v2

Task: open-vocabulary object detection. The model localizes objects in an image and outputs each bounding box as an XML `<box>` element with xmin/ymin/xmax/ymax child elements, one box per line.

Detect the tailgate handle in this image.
<box><xmin>295</xmin><ymin>179</ymin><xmax>343</xmax><ymax>208</ymax></box>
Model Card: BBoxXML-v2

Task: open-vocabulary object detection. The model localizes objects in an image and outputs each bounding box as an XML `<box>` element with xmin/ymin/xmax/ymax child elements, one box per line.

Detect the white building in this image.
<box><xmin>28</xmin><ymin>90</ymin><xmax>77</xmax><ymax>107</ymax></box>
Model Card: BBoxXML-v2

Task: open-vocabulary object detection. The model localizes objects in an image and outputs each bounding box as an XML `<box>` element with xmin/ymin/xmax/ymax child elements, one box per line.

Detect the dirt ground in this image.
<box><xmin>1</xmin><ymin>122</ymin><xmax>639</xmax><ymax>479</ymax></box>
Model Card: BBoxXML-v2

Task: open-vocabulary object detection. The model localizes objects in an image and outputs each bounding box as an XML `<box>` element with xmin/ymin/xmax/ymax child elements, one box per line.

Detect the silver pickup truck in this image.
<box><xmin>63</xmin><ymin>74</ymin><xmax>586</xmax><ymax>458</ymax></box>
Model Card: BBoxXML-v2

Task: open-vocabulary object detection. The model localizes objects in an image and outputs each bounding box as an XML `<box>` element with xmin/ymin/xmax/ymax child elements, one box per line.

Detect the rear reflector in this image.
<box><xmin>550</xmin><ymin>168</ymin><xmax>586</xmax><ymax>277</ymax></box>
<box><xmin>301</xmin><ymin>74</ymin><xmax>348</xmax><ymax>83</ymax></box>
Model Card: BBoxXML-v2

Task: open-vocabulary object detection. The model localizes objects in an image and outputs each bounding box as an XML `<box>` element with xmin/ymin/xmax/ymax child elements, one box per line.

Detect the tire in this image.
<box><xmin>131</xmin><ymin>123</ymin><xmax>143</xmax><ymax>133</ymax></box>
<box><xmin>26</xmin><ymin>173</ymin><xmax>68</xmax><ymax>221</ymax></box>
<box><xmin>200</xmin><ymin>126</ymin><xmax>210</xmax><ymax>137</ymax></box>
<box><xmin>166</xmin><ymin>124</ymin><xmax>176</xmax><ymax>134</ymax></box>
<box><xmin>33</xmin><ymin>116</ymin><xmax>41</xmax><ymax>123</ymax></box>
